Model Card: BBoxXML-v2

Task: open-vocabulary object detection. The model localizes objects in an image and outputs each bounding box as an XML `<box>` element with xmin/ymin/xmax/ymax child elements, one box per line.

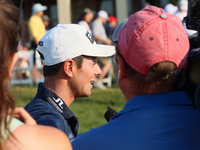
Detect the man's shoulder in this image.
<box><xmin>30</xmin><ymin>15</ymin><xmax>41</xmax><ymax>21</ymax></box>
<box><xmin>25</xmin><ymin>97</ymin><xmax>66</xmax><ymax>127</ymax></box>
<box><xmin>72</xmin><ymin>123</ymin><xmax>113</xmax><ymax>150</ymax></box>
<box><xmin>92</xmin><ymin>20</ymin><xmax>101</xmax><ymax>26</ymax></box>
<box><xmin>29</xmin><ymin>15</ymin><xmax>43</xmax><ymax>27</ymax></box>
<box><xmin>25</xmin><ymin>95</ymin><xmax>63</xmax><ymax>119</ymax></box>
<box><xmin>25</xmin><ymin>95</ymin><xmax>49</xmax><ymax>110</ymax></box>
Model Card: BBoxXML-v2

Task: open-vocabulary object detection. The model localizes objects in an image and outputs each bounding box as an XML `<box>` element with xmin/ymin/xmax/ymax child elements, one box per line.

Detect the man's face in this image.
<box><xmin>110</xmin><ymin>21</ymin><xmax>117</xmax><ymax>28</ymax></box>
<box><xmin>37</xmin><ymin>10</ymin><xmax>44</xmax><ymax>17</ymax></box>
<box><xmin>43</xmin><ymin>20</ymin><xmax>49</xmax><ymax>27</ymax></box>
<box><xmin>85</xmin><ymin>13</ymin><xmax>94</xmax><ymax>23</ymax></box>
<box><xmin>71</xmin><ymin>56</ymin><xmax>102</xmax><ymax>97</ymax></box>
<box><xmin>102</xmin><ymin>18</ymin><xmax>107</xmax><ymax>25</ymax></box>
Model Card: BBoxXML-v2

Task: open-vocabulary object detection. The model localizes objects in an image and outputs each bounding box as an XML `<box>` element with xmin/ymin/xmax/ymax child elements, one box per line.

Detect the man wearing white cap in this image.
<box><xmin>91</xmin><ymin>10</ymin><xmax>113</xmax><ymax>89</ymax></box>
<box><xmin>28</xmin><ymin>3</ymin><xmax>47</xmax><ymax>83</ymax></box>
<box><xmin>25</xmin><ymin>24</ymin><xmax>115</xmax><ymax>142</ymax></box>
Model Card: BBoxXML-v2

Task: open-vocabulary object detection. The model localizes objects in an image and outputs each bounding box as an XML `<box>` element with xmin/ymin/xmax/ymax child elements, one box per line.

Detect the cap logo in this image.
<box><xmin>39</xmin><ymin>41</ymin><xmax>43</xmax><ymax>46</ymax></box>
<box><xmin>86</xmin><ymin>31</ymin><xmax>94</xmax><ymax>44</ymax></box>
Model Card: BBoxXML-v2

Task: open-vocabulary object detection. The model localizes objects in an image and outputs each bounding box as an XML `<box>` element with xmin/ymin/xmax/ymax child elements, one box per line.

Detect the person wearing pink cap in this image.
<box><xmin>72</xmin><ymin>6</ymin><xmax>200</xmax><ymax>150</ymax></box>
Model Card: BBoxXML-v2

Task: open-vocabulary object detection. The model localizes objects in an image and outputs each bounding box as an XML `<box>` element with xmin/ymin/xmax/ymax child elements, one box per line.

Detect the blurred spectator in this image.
<box><xmin>92</xmin><ymin>10</ymin><xmax>112</xmax><ymax>45</ymax></box>
<box><xmin>42</xmin><ymin>14</ymin><xmax>50</xmax><ymax>31</ymax></box>
<box><xmin>175</xmin><ymin>0</ymin><xmax>188</xmax><ymax>21</ymax></box>
<box><xmin>78</xmin><ymin>8</ymin><xmax>94</xmax><ymax>34</ymax></box>
<box><xmin>28</xmin><ymin>3</ymin><xmax>47</xmax><ymax>83</ymax></box>
<box><xmin>105</xmin><ymin>16</ymin><xmax>118</xmax><ymax>39</ymax></box>
<box><xmin>17</xmin><ymin>44</ymin><xmax>30</xmax><ymax>79</ymax></box>
<box><xmin>164</xmin><ymin>3</ymin><xmax>178</xmax><ymax>14</ymax></box>
<box><xmin>91</xmin><ymin>10</ymin><xmax>113</xmax><ymax>90</ymax></box>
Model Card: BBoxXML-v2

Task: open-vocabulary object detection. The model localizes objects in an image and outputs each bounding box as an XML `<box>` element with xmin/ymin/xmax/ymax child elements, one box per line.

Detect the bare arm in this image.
<box><xmin>3</xmin><ymin>125</ymin><xmax>72</xmax><ymax>150</ymax></box>
<box><xmin>33</xmin><ymin>37</ymin><xmax>40</xmax><ymax>46</ymax></box>
<box><xmin>93</xmin><ymin>35</ymin><xmax>112</xmax><ymax>45</ymax></box>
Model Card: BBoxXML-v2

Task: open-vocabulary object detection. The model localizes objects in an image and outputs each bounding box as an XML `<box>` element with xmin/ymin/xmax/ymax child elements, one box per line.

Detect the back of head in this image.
<box><xmin>117</xmin><ymin>6</ymin><xmax>189</xmax><ymax>94</ymax></box>
<box><xmin>0</xmin><ymin>0</ymin><xmax>20</xmax><ymax>146</ymax></box>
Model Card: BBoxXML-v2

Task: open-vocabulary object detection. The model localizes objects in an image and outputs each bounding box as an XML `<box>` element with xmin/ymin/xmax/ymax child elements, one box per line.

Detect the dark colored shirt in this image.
<box><xmin>72</xmin><ymin>91</ymin><xmax>200</xmax><ymax>150</ymax></box>
<box><xmin>25</xmin><ymin>83</ymin><xmax>79</xmax><ymax>142</ymax></box>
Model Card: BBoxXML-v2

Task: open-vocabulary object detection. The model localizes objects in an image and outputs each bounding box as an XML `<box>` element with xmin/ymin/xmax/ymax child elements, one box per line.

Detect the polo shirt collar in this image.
<box><xmin>37</xmin><ymin>83</ymin><xmax>75</xmax><ymax>120</ymax></box>
<box><xmin>114</xmin><ymin>91</ymin><xmax>194</xmax><ymax>119</ymax></box>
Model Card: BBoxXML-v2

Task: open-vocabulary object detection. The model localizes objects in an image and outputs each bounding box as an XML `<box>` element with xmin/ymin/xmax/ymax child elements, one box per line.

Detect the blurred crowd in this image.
<box><xmin>16</xmin><ymin>0</ymin><xmax>191</xmax><ymax>90</ymax></box>
<box><xmin>18</xmin><ymin>3</ymin><xmax>119</xmax><ymax>90</ymax></box>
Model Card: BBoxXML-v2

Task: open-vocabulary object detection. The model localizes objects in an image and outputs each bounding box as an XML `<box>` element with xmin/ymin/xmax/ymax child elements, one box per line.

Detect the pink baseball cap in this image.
<box><xmin>118</xmin><ymin>6</ymin><xmax>189</xmax><ymax>75</ymax></box>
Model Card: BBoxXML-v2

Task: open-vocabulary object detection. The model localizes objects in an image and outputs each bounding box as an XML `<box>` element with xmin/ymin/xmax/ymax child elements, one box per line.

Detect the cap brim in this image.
<box><xmin>32</xmin><ymin>6</ymin><xmax>47</xmax><ymax>15</ymax></box>
<box><xmin>82</xmin><ymin>44</ymin><xmax>115</xmax><ymax>57</ymax></box>
<box><xmin>42</xmin><ymin>6</ymin><xmax>47</xmax><ymax>11</ymax></box>
<box><xmin>112</xmin><ymin>18</ymin><xmax>128</xmax><ymax>42</ymax></box>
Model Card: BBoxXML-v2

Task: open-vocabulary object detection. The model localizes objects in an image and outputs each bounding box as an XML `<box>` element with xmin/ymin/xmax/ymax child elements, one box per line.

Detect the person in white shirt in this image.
<box><xmin>78</xmin><ymin>8</ymin><xmax>94</xmax><ymax>34</ymax></box>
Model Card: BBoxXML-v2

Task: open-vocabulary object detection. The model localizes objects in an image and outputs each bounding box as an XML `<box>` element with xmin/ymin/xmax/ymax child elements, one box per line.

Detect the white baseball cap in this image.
<box><xmin>37</xmin><ymin>24</ymin><xmax>115</xmax><ymax>66</ymax></box>
<box><xmin>164</xmin><ymin>3</ymin><xmax>178</xmax><ymax>14</ymax></box>
<box><xmin>32</xmin><ymin>3</ymin><xmax>47</xmax><ymax>15</ymax></box>
<box><xmin>98</xmin><ymin>10</ymin><xmax>108</xmax><ymax>20</ymax></box>
<box><xmin>177</xmin><ymin>0</ymin><xmax>188</xmax><ymax>11</ymax></box>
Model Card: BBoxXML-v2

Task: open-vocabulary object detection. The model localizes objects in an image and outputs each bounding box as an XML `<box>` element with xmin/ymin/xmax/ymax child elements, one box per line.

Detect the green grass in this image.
<box><xmin>10</xmin><ymin>81</ymin><xmax>126</xmax><ymax>134</ymax></box>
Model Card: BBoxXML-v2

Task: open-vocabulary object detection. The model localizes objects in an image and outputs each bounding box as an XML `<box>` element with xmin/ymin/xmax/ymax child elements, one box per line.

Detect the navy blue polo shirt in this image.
<box><xmin>72</xmin><ymin>91</ymin><xmax>200</xmax><ymax>150</ymax></box>
<box><xmin>25</xmin><ymin>83</ymin><xmax>79</xmax><ymax>142</ymax></box>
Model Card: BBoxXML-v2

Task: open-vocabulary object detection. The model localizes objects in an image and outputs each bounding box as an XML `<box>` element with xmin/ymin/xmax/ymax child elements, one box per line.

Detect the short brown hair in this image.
<box><xmin>40</xmin><ymin>53</ymin><xmax>85</xmax><ymax>77</ymax></box>
<box><xmin>115</xmin><ymin>43</ymin><xmax>179</xmax><ymax>95</ymax></box>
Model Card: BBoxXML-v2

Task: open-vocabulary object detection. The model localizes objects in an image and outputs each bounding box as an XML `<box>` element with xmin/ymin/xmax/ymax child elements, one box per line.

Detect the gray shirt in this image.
<box><xmin>91</xmin><ymin>19</ymin><xmax>108</xmax><ymax>44</ymax></box>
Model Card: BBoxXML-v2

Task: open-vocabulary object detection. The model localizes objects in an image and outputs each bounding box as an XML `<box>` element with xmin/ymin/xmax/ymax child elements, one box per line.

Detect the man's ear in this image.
<box><xmin>116</xmin><ymin>55</ymin><xmax>126</xmax><ymax>80</ymax></box>
<box><xmin>8</xmin><ymin>52</ymin><xmax>18</xmax><ymax>79</ymax></box>
<box><xmin>63</xmin><ymin>59</ymin><xmax>75</xmax><ymax>77</ymax></box>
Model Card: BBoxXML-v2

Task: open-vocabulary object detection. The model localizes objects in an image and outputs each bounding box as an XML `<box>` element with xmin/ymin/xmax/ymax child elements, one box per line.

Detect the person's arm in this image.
<box><xmin>5</xmin><ymin>108</ymin><xmax>71</xmax><ymax>150</ymax></box>
<box><xmin>33</xmin><ymin>37</ymin><xmax>40</xmax><ymax>45</ymax></box>
<box><xmin>12</xmin><ymin>107</ymin><xmax>36</xmax><ymax>125</ymax></box>
<box><xmin>92</xmin><ymin>21</ymin><xmax>112</xmax><ymax>45</ymax></box>
<box><xmin>93</xmin><ymin>35</ymin><xmax>112</xmax><ymax>45</ymax></box>
<box><xmin>3</xmin><ymin>125</ymin><xmax>72</xmax><ymax>150</ymax></box>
